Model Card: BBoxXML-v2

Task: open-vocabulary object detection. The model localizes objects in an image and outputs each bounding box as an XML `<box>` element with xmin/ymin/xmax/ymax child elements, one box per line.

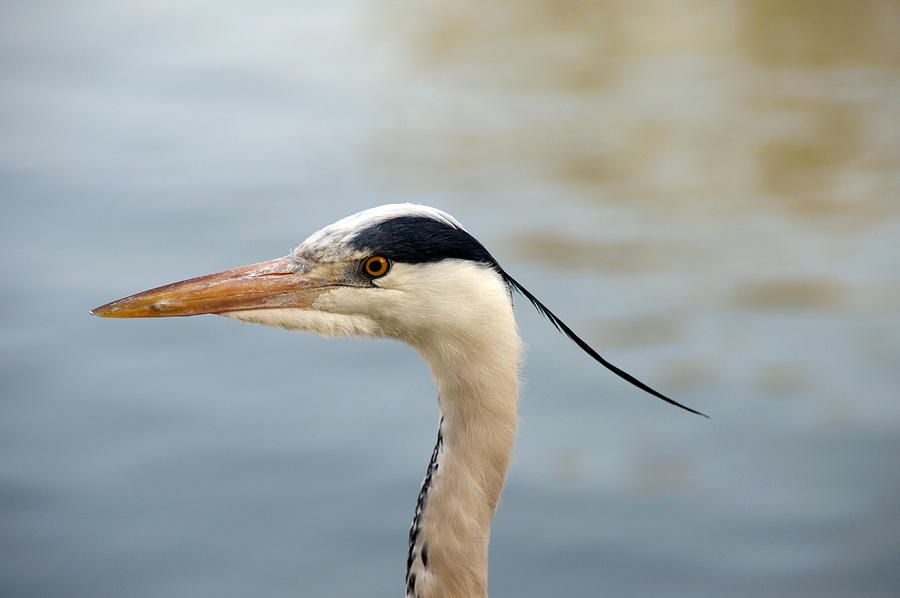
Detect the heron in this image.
<box><xmin>92</xmin><ymin>203</ymin><xmax>705</xmax><ymax>598</ymax></box>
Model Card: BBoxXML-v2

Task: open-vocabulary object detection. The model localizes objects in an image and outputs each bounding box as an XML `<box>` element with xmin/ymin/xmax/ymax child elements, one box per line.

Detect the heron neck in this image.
<box><xmin>406</xmin><ymin>321</ymin><xmax>520</xmax><ymax>598</ymax></box>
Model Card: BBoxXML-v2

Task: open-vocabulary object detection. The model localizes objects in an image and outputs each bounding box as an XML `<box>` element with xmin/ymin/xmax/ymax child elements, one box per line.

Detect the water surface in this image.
<box><xmin>2</xmin><ymin>2</ymin><xmax>899</xmax><ymax>597</ymax></box>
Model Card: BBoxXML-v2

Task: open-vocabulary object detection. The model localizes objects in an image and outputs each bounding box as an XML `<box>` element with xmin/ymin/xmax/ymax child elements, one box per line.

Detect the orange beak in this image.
<box><xmin>91</xmin><ymin>256</ymin><xmax>333</xmax><ymax>318</ymax></box>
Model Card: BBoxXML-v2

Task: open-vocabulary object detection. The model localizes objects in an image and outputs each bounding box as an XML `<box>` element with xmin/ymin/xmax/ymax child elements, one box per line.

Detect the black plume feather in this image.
<box><xmin>499</xmin><ymin>269</ymin><xmax>708</xmax><ymax>418</ymax></box>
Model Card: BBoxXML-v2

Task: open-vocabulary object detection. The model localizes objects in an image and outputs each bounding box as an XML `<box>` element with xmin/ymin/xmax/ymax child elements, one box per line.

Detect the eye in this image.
<box><xmin>363</xmin><ymin>255</ymin><xmax>391</xmax><ymax>278</ymax></box>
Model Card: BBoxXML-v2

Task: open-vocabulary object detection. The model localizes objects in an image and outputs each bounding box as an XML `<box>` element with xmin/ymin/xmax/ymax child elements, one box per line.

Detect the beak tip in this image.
<box><xmin>90</xmin><ymin>303</ymin><xmax>116</xmax><ymax>317</ymax></box>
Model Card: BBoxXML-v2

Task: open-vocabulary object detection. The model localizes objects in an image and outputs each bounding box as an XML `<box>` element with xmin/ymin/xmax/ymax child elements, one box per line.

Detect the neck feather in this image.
<box><xmin>404</xmin><ymin>270</ymin><xmax>520</xmax><ymax>598</ymax></box>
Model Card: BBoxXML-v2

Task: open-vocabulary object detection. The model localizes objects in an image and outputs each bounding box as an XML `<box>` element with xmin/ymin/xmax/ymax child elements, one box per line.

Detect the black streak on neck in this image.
<box><xmin>406</xmin><ymin>416</ymin><xmax>443</xmax><ymax>597</ymax></box>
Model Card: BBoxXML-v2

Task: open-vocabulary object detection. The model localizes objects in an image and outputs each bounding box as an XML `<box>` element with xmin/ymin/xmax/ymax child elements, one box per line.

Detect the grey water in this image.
<box><xmin>2</xmin><ymin>2</ymin><xmax>899</xmax><ymax>597</ymax></box>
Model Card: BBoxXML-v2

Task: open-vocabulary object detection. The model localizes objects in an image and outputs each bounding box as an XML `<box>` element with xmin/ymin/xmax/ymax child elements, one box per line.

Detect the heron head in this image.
<box><xmin>91</xmin><ymin>204</ymin><xmax>515</xmax><ymax>347</ymax></box>
<box><xmin>92</xmin><ymin>203</ymin><xmax>706</xmax><ymax>417</ymax></box>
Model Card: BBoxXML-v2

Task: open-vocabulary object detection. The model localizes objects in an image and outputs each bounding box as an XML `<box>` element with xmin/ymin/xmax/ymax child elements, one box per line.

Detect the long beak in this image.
<box><xmin>91</xmin><ymin>256</ymin><xmax>330</xmax><ymax>318</ymax></box>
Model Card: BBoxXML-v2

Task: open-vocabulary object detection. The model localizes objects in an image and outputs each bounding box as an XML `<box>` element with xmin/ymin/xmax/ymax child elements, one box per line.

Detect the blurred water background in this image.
<box><xmin>2</xmin><ymin>1</ymin><xmax>899</xmax><ymax>597</ymax></box>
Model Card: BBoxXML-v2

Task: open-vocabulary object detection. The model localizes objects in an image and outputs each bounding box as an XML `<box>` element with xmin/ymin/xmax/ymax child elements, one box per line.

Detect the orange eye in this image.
<box><xmin>363</xmin><ymin>255</ymin><xmax>391</xmax><ymax>278</ymax></box>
